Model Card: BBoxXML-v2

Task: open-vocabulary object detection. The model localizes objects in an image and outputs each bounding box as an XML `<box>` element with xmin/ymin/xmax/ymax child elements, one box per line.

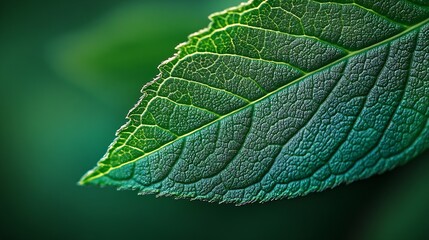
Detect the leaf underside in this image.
<box><xmin>80</xmin><ymin>0</ymin><xmax>429</xmax><ymax>205</ymax></box>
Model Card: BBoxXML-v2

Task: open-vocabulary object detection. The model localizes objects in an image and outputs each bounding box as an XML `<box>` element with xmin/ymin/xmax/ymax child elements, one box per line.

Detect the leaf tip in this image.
<box><xmin>78</xmin><ymin>167</ymin><xmax>103</xmax><ymax>186</ymax></box>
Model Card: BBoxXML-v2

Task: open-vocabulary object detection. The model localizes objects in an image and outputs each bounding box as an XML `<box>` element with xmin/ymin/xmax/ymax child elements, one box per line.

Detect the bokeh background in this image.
<box><xmin>1</xmin><ymin>0</ymin><xmax>428</xmax><ymax>239</ymax></box>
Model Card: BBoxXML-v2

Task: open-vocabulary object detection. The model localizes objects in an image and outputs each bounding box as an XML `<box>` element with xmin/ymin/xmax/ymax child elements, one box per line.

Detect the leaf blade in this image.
<box><xmin>81</xmin><ymin>0</ymin><xmax>429</xmax><ymax>204</ymax></box>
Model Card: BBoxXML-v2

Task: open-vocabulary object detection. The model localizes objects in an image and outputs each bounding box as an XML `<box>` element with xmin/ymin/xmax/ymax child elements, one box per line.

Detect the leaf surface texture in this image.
<box><xmin>81</xmin><ymin>0</ymin><xmax>429</xmax><ymax>204</ymax></box>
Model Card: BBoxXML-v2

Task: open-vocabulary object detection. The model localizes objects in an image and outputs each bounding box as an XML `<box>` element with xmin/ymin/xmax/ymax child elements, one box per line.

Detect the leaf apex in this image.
<box><xmin>78</xmin><ymin>167</ymin><xmax>103</xmax><ymax>186</ymax></box>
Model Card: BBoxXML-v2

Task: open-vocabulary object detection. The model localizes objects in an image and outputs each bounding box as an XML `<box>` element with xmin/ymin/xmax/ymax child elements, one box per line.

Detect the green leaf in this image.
<box><xmin>80</xmin><ymin>0</ymin><xmax>429</xmax><ymax>205</ymax></box>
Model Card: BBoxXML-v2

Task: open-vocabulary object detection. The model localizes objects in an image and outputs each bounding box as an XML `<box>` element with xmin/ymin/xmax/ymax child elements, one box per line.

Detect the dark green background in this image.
<box><xmin>1</xmin><ymin>1</ymin><xmax>428</xmax><ymax>239</ymax></box>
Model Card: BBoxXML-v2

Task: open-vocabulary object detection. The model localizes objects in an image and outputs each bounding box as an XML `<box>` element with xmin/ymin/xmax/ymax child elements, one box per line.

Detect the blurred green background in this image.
<box><xmin>1</xmin><ymin>0</ymin><xmax>428</xmax><ymax>239</ymax></box>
